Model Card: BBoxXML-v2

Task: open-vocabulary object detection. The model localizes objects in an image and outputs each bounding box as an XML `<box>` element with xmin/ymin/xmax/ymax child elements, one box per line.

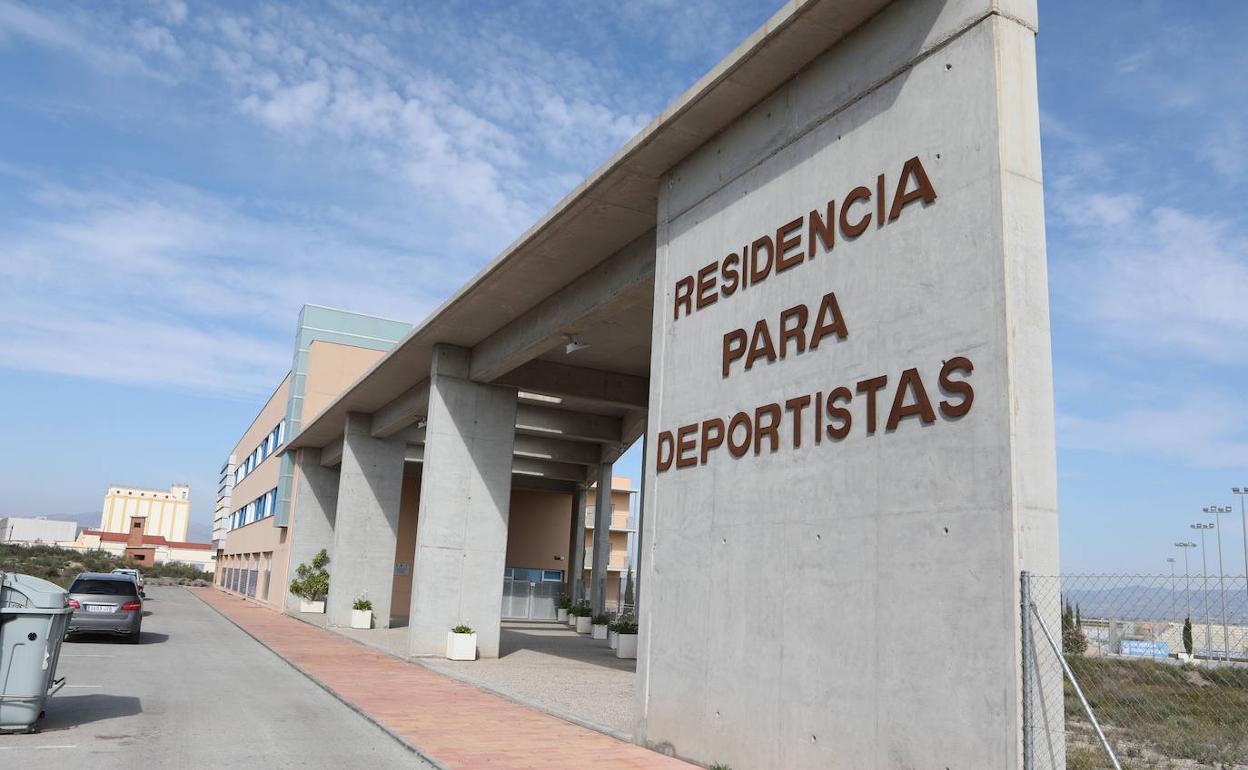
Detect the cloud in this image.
<box><xmin>0</xmin><ymin>173</ymin><xmax>464</xmax><ymax>396</ymax></box>
<box><xmin>1058</xmin><ymin>393</ymin><xmax>1248</xmax><ymax>470</ymax></box>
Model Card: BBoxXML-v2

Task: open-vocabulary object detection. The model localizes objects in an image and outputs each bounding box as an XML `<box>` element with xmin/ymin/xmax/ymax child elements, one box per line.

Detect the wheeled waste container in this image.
<box><xmin>0</xmin><ymin>572</ymin><xmax>73</xmax><ymax>733</ymax></box>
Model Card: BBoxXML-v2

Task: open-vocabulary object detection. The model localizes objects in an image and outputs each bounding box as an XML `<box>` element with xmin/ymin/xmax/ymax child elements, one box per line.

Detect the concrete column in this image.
<box><xmin>284</xmin><ymin>448</ymin><xmax>339</xmax><ymax>613</ymax></box>
<box><xmin>407</xmin><ymin>345</ymin><xmax>517</xmax><ymax>658</ymax></box>
<box><xmin>569</xmin><ymin>485</ymin><xmax>588</xmax><ymax>603</ymax></box>
<box><xmin>591</xmin><ymin>458</ymin><xmax>614</xmax><ymax>614</ymax></box>
<box><xmin>326</xmin><ymin>412</ymin><xmax>405</xmax><ymax>627</ymax></box>
<box><xmin>633</xmin><ymin>433</ymin><xmax>647</xmax><ymax>612</ymax></box>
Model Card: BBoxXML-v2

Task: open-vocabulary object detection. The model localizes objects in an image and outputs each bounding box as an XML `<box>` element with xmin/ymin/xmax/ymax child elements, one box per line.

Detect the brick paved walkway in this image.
<box><xmin>191</xmin><ymin>588</ymin><xmax>692</xmax><ymax>770</ymax></box>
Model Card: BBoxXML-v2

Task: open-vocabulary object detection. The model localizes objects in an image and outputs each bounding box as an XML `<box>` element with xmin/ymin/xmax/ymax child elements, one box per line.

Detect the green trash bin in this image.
<box><xmin>0</xmin><ymin>572</ymin><xmax>73</xmax><ymax>733</ymax></box>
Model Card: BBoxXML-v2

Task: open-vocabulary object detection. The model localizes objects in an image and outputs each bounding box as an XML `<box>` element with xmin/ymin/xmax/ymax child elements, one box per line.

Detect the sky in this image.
<box><xmin>0</xmin><ymin>1</ymin><xmax>1244</xmax><ymax>573</ymax></box>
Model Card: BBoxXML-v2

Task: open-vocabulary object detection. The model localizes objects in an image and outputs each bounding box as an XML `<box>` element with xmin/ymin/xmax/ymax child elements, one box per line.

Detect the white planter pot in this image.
<box><xmin>557</xmin><ymin>608</ymin><xmax>568</xmax><ymax>622</ymax></box>
<box><xmin>616</xmin><ymin>633</ymin><xmax>638</xmax><ymax>659</ymax></box>
<box><xmin>350</xmin><ymin>609</ymin><xmax>372</xmax><ymax>629</ymax></box>
<box><xmin>567</xmin><ymin>613</ymin><xmax>577</xmax><ymax>627</ymax></box>
<box><xmin>592</xmin><ymin>623</ymin><xmax>608</xmax><ymax>640</ymax></box>
<box><xmin>299</xmin><ymin>599</ymin><xmax>325</xmax><ymax>614</ymax></box>
<box><xmin>575</xmin><ymin>616</ymin><xmax>592</xmax><ymax>634</ymax></box>
<box><xmin>608</xmin><ymin>631</ymin><xmax>618</xmax><ymax>649</ymax></box>
<box><xmin>446</xmin><ymin>631</ymin><xmax>477</xmax><ymax>661</ymax></box>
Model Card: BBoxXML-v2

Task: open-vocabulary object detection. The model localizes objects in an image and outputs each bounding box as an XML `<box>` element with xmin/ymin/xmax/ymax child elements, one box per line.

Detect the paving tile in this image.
<box><xmin>191</xmin><ymin>588</ymin><xmax>692</xmax><ymax>770</ymax></box>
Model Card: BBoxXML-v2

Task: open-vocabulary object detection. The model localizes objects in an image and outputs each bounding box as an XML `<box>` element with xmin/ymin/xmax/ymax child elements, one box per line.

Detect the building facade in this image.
<box><xmin>99</xmin><ymin>484</ymin><xmax>191</xmax><ymax>543</ymax></box>
<box><xmin>0</xmin><ymin>516</ymin><xmax>78</xmax><ymax>546</ymax></box>
<box><xmin>214</xmin><ymin>305</ymin><xmax>412</xmax><ymax>607</ymax></box>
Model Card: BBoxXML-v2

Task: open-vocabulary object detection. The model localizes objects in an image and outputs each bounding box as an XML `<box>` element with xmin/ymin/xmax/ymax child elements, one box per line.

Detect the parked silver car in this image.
<box><xmin>111</xmin><ymin>567</ymin><xmax>145</xmax><ymax>597</ymax></box>
<box><xmin>65</xmin><ymin>572</ymin><xmax>143</xmax><ymax>642</ymax></box>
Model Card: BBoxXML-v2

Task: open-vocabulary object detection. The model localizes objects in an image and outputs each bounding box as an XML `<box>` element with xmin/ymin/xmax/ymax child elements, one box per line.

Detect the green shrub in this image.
<box><xmin>451</xmin><ymin>624</ymin><xmax>474</xmax><ymax>634</ymax></box>
<box><xmin>289</xmin><ymin>549</ymin><xmax>330</xmax><ymax>600</ymax></box>
<box><xmin>571</xmin><ymin>602</ymin><xmax>592</xmax><ymax>617</ymax></box>
<box><xmin>352</xmin><ymin>597</ymin><xmax>373</xmax><ymax>611</ymax></box>
<box><xmin>555</xmin><ymin>595</ymin><xmax>572</xmax><ymax>610</ymax></box>
<box><xmin>1182</xmin><ymin>616</ymin><xmax>1193</xmax><ymax>655</ymax></box>
<box><xmin>592</xmin><ymin>613</ymin><xmax>610</xmax><ymax>625</ymax></box>
<box><xmin>614</xmin><ymin>616</ymin><xmax>638</xmax><ymax>634</ymax></box>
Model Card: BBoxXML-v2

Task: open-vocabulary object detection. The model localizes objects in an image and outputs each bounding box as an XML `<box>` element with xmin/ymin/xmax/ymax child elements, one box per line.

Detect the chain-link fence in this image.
<box><xmin>1024</xmin><ymin>573</ymin><xmax>1248</xmax><ymax>770</ymax></box>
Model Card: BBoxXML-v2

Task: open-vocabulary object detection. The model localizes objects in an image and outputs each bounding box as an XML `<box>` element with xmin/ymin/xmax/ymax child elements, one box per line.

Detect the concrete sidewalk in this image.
<box><xmin>191</xmin><ymin>588</ymin><xmax>692</xmax><ymax>770</ymax></box>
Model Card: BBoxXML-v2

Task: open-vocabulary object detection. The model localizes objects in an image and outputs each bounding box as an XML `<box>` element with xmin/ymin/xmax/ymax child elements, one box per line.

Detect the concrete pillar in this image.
<box><xmin>591</xmin><ymin>458</ymin><xmax>614</xmax><ymax>614</ymax></box>
<box><xmin>284</xmin><ymin>448</ymin><xmax>338</xmax><ymax>613</ymax></box>
<box><xmin>326</xmin><ymin>412</ymin><xmax>405</xmax><ymax>627</ymax></box>
<box><xmin>569</xmin><ymin>485</ymin><xmax>588</xmax><ymax>603</ymax></box>
<box><xmin>633</xmin><ymin>433</ymin><xmax>647</xmax><ymax>612</ymax></box>
<box><xmin>407</xmin><ymin>345</ymin><xmax>517</xmax><ymax>658</ymax></box>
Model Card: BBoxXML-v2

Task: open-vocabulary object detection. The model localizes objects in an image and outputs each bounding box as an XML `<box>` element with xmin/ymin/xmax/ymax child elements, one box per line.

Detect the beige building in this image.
<box><xmin>215</xmin><ymin>305</ymin><xmax>412</xmax><ymax>605</ymax></box>
<box><xmin>99</xmin><ymin>483</ymin><xmax>191</xmax><ymax>543</ymax></box>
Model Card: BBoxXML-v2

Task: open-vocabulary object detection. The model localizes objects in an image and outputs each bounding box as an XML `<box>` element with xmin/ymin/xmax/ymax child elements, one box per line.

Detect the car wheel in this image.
<box><xmin>128</xmin><ymin>630</ymin><xmax>141</xmax><ymax>644</ymax></box>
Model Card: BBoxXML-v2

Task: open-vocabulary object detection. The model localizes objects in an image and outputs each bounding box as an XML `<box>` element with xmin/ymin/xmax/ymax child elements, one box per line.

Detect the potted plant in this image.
<box><xmin>555</xmin><ymin>595</ymin><xmax>571</xmax><ymax>623</ymax></box>
<box><xmin>591</xmin><ymin>612</ymin><xmax>610</xmax><ymax>640</ymax></box>
<box><xmin>566</xmin><ymin>599</ymin><xmax>579</xmax><ymax>627</ymax></box>
<box><xmin>615</xmin><ymin>615</ymin><xmax>638</xmax><ymax>659</ymax></box>
<box><xmin>289</xmin><ymin>549</ymin><xmax>330</xmax><ymax>613</ymax></box>
<box><xmin>351</xmin><ymin>596</ymin><xmax>373</xmax><ymax>629</ymax></box>
<box><xmin>607</xmin><ymin>618</ymin><xmax>621</xmax><ymax>650</ymax></box>
<box><xmin>446</xmin><ymin>624</ymin><xmax>477</xmax><ymax>661</ymax></box>
<box><xmin>574</xmin><ymin>603</ymin><xmax>593</xmax><ymax>634</ymax></box>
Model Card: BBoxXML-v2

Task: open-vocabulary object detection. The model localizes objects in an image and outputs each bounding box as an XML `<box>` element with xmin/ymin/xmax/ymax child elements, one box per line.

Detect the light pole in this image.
<box><xmin>1204</xmin><ymin>505</ymin><xmax>1233</xmax><ymax>661</ymax></box>
<box><xmin>1176</xmin><ymin>541</ymin><xmax>1197</xmax><ymax>621</ymax></box>
<box><xmin>1167</xmin><ymin>557</ymin><xmax>1177</xmax><ymax>626</ymax></box>
<box><xmin>1192</xmin><ymin>523</ymin><xmax>1216</xmax><ymax>659</ymax></box>
<box><xmin>1234</xmin><ymin>488</ymin><xmax>1248</xmax><ymax>625</ymax></box>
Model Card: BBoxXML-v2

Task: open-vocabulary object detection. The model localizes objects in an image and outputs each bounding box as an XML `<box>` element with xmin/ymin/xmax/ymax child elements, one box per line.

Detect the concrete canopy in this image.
<box><xmin>282</xmin><ymin>0</ymin><xmax>893</xmax><ymax>458</ymax></box>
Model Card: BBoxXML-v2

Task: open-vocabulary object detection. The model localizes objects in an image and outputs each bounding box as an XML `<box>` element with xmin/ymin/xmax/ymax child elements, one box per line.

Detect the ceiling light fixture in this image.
<box><xmin>564</xmin><ymin>334</ymin><xmax>591</xmax><ymax>354</ymax></box>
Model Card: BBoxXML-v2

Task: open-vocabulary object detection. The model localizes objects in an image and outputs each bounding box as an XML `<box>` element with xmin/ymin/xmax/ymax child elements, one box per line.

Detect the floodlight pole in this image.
<box><xmin>1204</xmin><ymin>506</ymin><xmax>1232</xmax><ymax>661</ymax></box>
<box><xmin>1167</xmin><ymin>557</ymin><xmax>1176</xmax><ymax>626</ymax></box>
<box><xmin>1175</xmin><ymin>541</ymin><xmax>1196</xmax><ymax>621</ymax></box>
<box><xmin>1191</xmin><ymin>523</ymin><xmax>1215</xmax><ymax>659</ymax></box>
<box><xmin>1235</xmin><ymin>488</ymin><xmax>1248</xmax><ymax>628</ymax></box>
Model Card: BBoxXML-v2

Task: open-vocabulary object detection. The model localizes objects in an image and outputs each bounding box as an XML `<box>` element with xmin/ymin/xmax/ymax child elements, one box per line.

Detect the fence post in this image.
<box><xmin>1020</xmin><ymin>570</ymin><xmax>1035</xmax><ymax>770</ymax></box>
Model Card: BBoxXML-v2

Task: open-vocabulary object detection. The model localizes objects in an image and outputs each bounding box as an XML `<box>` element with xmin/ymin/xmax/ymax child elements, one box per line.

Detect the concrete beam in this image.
<box><xmin>512</xmin><ymin>434</ymin><xmax>602</xmax><ymax>466</ymax></box>
<box><xmin>515</xmin><ymin>404</ymin><xmax>622</xmax><ymax>444</ymax></box>
<box><xmin>468</xmin><ymin>231</ymin><xmax>656</xmax><ymax>383</ymax></box>
<box><xmin>511</xmin><ymin>456</ymin><xmax>591</xmax><ymax>484</ymax></box>
<box><xmin>498</xmin><ymin>361</ymin><xmax>648</xmax><ymax>410</ymax></box>
<box><xmin>404</xmin><ymin>444</ymin><xmax>425</xmax><ymax>463</ymax></box>
<box><xmin>370</xmin><ymin>381</ymin><xmax>430</xmax><ymax>438</ymax></box>
<box><xmin>319</xmin><ymin>440</ymin><xmax>344</xmax><ymax>468</ymax></box>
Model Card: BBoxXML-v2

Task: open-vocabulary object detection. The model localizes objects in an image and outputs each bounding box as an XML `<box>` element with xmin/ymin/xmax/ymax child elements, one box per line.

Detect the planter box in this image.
<box><xmin>592</xmin><ymin>623</ymin><xmax>608</xmax><ymax>640</ymax></box>
<box><xmin>575</xmin><ymin>616</ymin><xmax>592</xmax><ymax>634</ymax></box>
<box><xmin>557</xmin><ymin>608</ymin><xmax>568</xmax><ymax>622</ymax></box>
<box><xmin>608</xmin><ymin>630</ymin><xmax>618</xmax><ymax>650</ymax></box>
<box><xmin>446</xmin><ymin>631</ymin><xmax>477</xmax><ymax>661</ymax></box>
<box><xmin>350</xmin><ymin>609</ymin><xmax>372</xmax><ymax>629</ymax></box>
<box><xmin>567</xmin><ymin>613</ymin><xmax>577</xmax><ymax>627</ymax></box>
<box><xmin>616</xmin><ymin>633</ymin><xmax>638</xmax><ymax>659</ymax></box>
<box><xmin>299</xmin><ymin>599</ymin><xmax>326</xmax><ymax>614</ymax></box>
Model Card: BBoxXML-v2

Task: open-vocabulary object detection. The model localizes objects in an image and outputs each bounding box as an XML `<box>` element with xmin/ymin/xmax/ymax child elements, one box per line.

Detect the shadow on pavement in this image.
<box><xmin>38</xmin><ymin>694</ymin><xmax>142</xmax><ymax>729</ymax></box>
<box><xmin>66</xmin><ymin>631</ymin><xmax>169</xmax><ymax>645</ymax></box>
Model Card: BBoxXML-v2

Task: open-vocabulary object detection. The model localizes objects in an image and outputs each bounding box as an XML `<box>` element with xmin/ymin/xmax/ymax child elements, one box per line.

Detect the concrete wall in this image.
<box><xmin>0</xmin><ymin>517</ymin><xmax>78</xmax><ymax>544</ymax></box>
<box><xmin>639</xmin><ymin>1</ymin><xmax>1059</xmax><ymax>768</ymax></box>
<box><xmin>506</xmin><ymin>489</ymin><xmax>574</xmax><ymax>572</ymax></box>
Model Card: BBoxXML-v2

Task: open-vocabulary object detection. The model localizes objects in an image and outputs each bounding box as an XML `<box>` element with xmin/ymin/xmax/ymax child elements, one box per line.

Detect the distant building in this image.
<box><xmin>72</xmin><ymin>529</ymin><xmax>214</xmax><ymax>573</ymax></box>
<box><xmin>0</xmin><ymin>516</ymin><xmax>78</xmax><ymax>546</ymax></box>
<box><xmin>100</xmin><ymin>483</ymin><xmax>191</xmax><ymax>543</ymax></box>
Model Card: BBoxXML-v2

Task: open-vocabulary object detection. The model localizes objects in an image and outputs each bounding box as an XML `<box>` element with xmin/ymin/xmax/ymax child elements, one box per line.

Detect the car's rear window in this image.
<box><xmin>70</xmin><ymin>579</ymin><xmax>138</xmax><ymax>596</ymax></box>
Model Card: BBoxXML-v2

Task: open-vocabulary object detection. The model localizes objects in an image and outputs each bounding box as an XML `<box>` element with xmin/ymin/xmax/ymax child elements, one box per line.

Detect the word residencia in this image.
<box><xmin>656</xmin><ymin>155</ymin><xmax>978</xmax><ymax>473</ymax></box>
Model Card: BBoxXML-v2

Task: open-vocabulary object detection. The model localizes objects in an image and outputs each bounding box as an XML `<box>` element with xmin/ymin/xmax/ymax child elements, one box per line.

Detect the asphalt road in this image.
<box><xmin>1</xmin><ymin>587</ymin><xmax>431</xmax><ymax>768</ymax></box>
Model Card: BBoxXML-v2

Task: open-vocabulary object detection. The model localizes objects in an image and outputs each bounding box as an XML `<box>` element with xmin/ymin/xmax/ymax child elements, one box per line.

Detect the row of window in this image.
<box><xmin>229</xmin><ymin>487</ymin><xmax>278</xmax><ymax>531</ymax></box>
<box><xmin>234</xmin><ymin>419</ymin><xmax>287</xmax><ymax>485</ymax></box>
